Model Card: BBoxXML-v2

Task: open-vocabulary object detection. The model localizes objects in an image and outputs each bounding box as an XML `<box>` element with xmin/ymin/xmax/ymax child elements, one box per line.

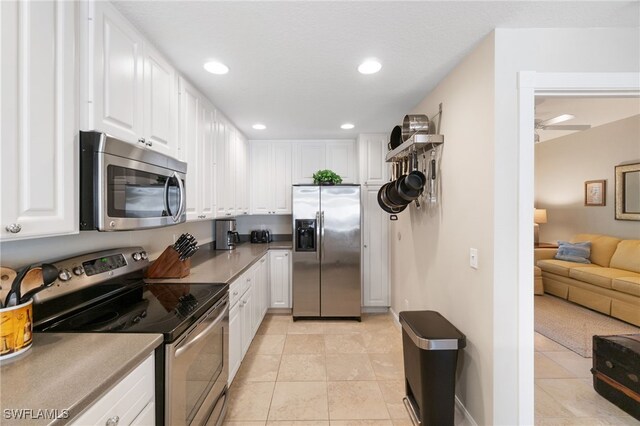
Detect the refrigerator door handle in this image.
<box><xmin>316</xmin><ymin>211</ymin><xmax>321</xmax><ymax>261</ymax></box>
<box><xmin>320</xmin><ymin>211</ymin><xmax>325</xmax><ymax>261</ymax></box>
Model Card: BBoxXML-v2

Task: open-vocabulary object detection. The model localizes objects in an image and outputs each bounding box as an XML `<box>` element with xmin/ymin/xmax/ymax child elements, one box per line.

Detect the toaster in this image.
<box><xmin>251</xmin><ymin>230</ymin><xmax>272</xmax><ymax>243</ymax></box>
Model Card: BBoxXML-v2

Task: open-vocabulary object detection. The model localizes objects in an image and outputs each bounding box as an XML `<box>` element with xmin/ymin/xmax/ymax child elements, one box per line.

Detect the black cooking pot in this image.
<box><xmin>395</xmin><ymin>175</ymin><xmax>421</xmax><ymax>201</ymax></box>
<box><xmin>388</xmin><ymin>126</ymin><xmax>402</xmax><ymax>150</ymax></box>
<box><xmin>377</xmin><ymin>184</ymin><xmax>407</xmax><ymax>214</ymax></box>
<box><xmin>386</xmin><ymin>179</ymin><xmax>410</xmax><ymax>207</ymax></box>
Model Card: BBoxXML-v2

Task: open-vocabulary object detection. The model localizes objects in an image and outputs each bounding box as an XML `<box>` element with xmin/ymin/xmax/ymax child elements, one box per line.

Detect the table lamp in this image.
<box><xmin>534</xmin><ymin>208</ymin><xmax>547</xmax><ymax>246</ymax></box>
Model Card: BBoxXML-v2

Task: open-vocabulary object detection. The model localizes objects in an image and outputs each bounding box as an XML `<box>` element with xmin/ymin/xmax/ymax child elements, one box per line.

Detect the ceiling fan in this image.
<box><xmin>534</xmin><ymin>114</ymin><xmax>591</xmax><ymax>143</ymax></box>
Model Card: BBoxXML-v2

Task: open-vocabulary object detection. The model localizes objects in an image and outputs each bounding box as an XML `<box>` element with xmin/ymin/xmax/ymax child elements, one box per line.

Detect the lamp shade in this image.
<box><xmin>534</xmin><ymin>208</ymin><xmax>548</xmax><ymax>224</ymax></box>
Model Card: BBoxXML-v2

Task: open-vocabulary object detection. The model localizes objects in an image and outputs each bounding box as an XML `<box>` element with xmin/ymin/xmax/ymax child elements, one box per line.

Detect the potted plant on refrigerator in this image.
<box><xmin>313</xmin><ymin>169</ymin><xmax>343</xmax><ymax>185</ymax></box>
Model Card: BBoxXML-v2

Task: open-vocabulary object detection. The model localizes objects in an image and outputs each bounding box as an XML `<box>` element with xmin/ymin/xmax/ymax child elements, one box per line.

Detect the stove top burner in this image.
<box><xmin>36</xmin><ymin>281</ymin><xmax>227</xmax><ymax>342</ymax></box>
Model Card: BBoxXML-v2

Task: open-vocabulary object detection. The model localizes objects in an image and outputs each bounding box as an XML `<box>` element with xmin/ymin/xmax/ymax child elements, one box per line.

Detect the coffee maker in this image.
<box><xmin>215</xmin><ymin>219</ymin><xmax>240</xmax><ymax>250</ymax></box>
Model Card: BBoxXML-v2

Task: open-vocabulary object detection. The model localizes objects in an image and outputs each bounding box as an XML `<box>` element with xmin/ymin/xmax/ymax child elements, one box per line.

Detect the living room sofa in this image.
<box><xmin>535</xmin><ymin>234</ymin><xmax>640</xmax><ymax>327</ymax></box>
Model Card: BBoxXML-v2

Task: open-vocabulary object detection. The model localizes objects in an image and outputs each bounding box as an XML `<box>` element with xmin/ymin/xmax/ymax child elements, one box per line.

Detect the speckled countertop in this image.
<box><xmin>0</xmin><ymin>333</ymin><xmax>162</xmax><ymax>425</ymax></box>
<box><xmin>147</xmin><ymin>241</ymin><xmax>292</xmax><ymax>285</ymax></box>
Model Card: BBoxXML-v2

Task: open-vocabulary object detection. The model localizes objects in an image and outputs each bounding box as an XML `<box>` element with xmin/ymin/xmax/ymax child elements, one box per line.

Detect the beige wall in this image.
<box><xmin>391</xmin><ymin>27</ymin><xmax>640</xmax><ymax>425</ymax></box>
<box><xmin>535</xmin><ymin>114</ymin><xmax>640</xmax><ymax>241</ymax></box>
<box><xmin>390</xmin><ymin>33</ymin><xmax>496</xmax><ymax>423</ymax></box>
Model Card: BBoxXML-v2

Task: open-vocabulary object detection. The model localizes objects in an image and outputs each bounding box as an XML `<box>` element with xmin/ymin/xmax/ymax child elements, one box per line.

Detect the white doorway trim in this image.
<box><xmin>517</xmin><ymin>72</ymin><xmax>640</xmax><ymax>425</ymax></box>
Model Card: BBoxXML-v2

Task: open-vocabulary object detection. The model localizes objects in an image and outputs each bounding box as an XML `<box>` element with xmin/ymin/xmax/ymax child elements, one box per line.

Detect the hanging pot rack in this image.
<box><xmin>385</xmin><ymin>103</ymin><xmax>444</xmax><ymax>163</ymax></box>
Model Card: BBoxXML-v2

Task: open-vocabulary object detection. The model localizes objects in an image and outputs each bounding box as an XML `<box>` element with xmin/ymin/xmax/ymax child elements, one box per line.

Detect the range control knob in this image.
<box><xmin>132</xmin><ymin>252</ymin><xmax>142</xmax><ymax>261</ymax></box>
<box><xmin>140</xmin><ymin>251</ymin><xmax>148</xmax><ymax>260</ymax></box>
<box><xmin>72</xmin><ymin>266</ymin><xmax>84</xmax><ymax>276</ymax></box>
<box><xmin>58</xmin><ymin>269</ymin><xmax>72</xmax><ymax>281</ymax></box>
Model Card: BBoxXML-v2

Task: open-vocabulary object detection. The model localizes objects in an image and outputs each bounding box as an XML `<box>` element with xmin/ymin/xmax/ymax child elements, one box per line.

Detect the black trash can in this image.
<box><xmin>399</xmin><ymin>310</ymin><xmax>466</xmax><ymax>426</ymax></box>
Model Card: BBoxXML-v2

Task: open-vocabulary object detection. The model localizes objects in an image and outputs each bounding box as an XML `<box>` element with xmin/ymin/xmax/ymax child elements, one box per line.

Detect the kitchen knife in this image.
<box><xmin>180</xmin><ymin>246</ymin><xmax>199</xmax><ymax>261</ymax></box>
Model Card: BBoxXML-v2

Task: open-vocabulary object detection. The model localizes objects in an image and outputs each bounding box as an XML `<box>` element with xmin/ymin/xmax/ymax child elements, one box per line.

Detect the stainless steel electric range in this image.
<box><xmin>32</xmin><ymin>247</ymin><xmax>228</xmax><ymax>426</ymax></box>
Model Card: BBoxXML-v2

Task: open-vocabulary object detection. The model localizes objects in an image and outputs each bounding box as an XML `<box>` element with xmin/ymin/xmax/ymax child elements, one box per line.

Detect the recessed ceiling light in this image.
<box><xmin>252</xmin><ymin>123</ymin><xmax>266</xmax><ymax>130</ymax></box>
<box><xmin>203</xmin><ymin>60</ymin><xmax>229</xmax><ymax>75</ymax></box>
<box><xmin>341</xmin><ymin>123</ymin><xmax>355</xmax><ymax>130</ymax></box>
<box><xmin>358</xmin><ymin>59</ymin><xmax>381</xmax><ymax>75</ymax></box>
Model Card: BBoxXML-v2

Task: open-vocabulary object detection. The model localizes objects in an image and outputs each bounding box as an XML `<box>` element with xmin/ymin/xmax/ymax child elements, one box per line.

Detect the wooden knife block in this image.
<box><xmin>145</xmin><ymin>246</ymin><xmax>191</xmax><ymax>279</ymax></box>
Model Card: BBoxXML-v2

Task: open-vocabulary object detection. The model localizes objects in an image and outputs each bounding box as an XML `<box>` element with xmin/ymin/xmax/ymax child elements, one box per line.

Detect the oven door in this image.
<box><xmin>166</xmin><ymin>295</ymin><xmax>229</xmax><ymax>426</ymax></box>
<box><xmin>97</xmin><ymin>152</ymin><xmax>186</xmax><ymax>231</ymax></box>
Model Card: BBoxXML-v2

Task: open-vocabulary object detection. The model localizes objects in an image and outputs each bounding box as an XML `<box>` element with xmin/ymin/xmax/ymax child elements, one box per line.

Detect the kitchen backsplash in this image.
<box><xmin>0</xmin><ymin>220</ymin><xmax>216</xmax><ymax>268</ymax></box>
<box><xmin>236</xmin><ymin>215</ymin><xmax>292</xmax><ymax>235</ymax></box>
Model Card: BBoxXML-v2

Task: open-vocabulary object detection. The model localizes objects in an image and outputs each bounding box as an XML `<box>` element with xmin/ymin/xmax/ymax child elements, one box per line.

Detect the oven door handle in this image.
<box><xmin>172</xmin><ymin>172</ymin><xmax>186</xmax><ymax>223</ymax></box>
<box><xmin>175</xmin><ymin>298</ymin><xmax>227</xmax><ymax>358</ymax></box>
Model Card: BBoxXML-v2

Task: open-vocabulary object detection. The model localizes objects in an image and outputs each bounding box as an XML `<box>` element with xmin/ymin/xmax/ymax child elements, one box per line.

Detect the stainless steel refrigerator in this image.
<box><xmin>292</xmin><ymin>185</ymin><xmax>361</xmax><ymax>319</ymax></box>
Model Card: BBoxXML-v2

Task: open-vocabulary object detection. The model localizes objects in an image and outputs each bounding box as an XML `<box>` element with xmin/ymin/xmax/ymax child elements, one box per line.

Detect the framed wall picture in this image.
<box><xmin>585</xmin><ymin>180</ymin><xmax>606</xmax><ymax>206</ymax></box>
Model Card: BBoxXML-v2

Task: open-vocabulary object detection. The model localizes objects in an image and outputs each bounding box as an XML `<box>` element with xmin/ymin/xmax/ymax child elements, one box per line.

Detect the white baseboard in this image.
<box><xmin>455</xmin><ymin>395</ymin><xmax>477</xmax><ymax>426</ymax></box>
<box><xmin>361</xmin><ymin>306</ymin><xmax>389</xmax><ymax>314</ymax></box>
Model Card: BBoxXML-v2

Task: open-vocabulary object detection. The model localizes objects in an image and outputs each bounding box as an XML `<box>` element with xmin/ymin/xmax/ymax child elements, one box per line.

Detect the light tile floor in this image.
<box><xmin>224</xmin><ymin>313</ymin><xmax>471</xmax><ymax>426</ymax></box>
<box><xmin>224</xmin><ymin>315</ymin><xmax>637</xmax><ymax>426</ymax></box>
<box><xmin>534</xmin><ymin>332</ymin><xmax>638</xmax><ymax>425</ymax></box>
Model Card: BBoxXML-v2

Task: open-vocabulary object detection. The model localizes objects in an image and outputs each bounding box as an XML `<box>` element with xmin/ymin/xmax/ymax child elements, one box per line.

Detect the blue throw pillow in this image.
<box><xmin>555</xmin><ymin>241</ymin><xmax>592</xmax><ymax>264</ymax></box>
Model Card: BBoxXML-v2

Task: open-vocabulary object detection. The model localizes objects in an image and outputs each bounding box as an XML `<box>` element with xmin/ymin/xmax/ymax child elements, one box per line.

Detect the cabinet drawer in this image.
<box><xmin>71</xmin><ymin>354</ymin><xmax>155</xmax><ymax>425</ymax></box>
<box><xmin>230</xmin><ymin>278</ymin><xmax>243</xmax><ymax>307</ymax></box>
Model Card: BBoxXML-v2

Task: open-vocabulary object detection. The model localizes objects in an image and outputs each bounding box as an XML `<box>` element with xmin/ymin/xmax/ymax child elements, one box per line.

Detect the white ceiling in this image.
<box><xmin>112</xmin><ymin>1</ymin><xmax>639</xmax><ymax>140</ymax></box>
<box><xmin>535</xmin><ymin>97</ymin><xmax>640</xmax><ymax>143</ymax></box>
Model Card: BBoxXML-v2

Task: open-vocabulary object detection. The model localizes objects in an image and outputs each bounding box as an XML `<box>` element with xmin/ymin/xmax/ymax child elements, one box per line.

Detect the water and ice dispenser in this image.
<box><xmin>295</xmin><ymin>219</ymin><xmax>316</xmax><ymax>252</ymax></box>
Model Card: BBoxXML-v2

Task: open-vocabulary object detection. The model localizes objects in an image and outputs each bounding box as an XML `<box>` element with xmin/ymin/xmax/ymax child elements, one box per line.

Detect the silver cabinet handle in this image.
<box><xmin>233</xmin><ymin>291</ymin><xmax>239</xmax><ymax>295</ymax></box>
<box><xmin>146</xmin><ymin>141</ymin><xmax>153</xmax><ymax>147</ymax></box>
<box><xmin>138</xmin><ymin>137</ymin><xmax>145</xmax><ymax>145</ymax></box>
<box><xmin>284</xmin><ymin>253</ymin><xmax>288</xmax><ymax>257</ymax></box>
<box><xmin>364</xmin><ymin>244</ymin><xmax>368</xmax><ymax>248</ymax></box>
<box><xmin>105</xmin><ymin>416</ymin><xmax>120</xmax><ymax>426</ymax></box>
<box><xmin>5</xmin><ymin>223</ymin><xmax>21</xmax><ymax>233</ymax></box>
<box><xmin>261</xmin><ymin>258</ymin><xmax>266</xmax><ymax>263</ymax></box>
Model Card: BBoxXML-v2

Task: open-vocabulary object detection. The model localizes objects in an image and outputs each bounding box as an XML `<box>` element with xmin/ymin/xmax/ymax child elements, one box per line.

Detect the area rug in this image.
<box><xmin>534</xmin><ymin>295</ymin><xmax>640</xmax><ymax>358</ymax></box>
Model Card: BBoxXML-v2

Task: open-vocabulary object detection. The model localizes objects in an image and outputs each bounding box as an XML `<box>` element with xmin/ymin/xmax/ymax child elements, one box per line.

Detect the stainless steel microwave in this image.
<box><xmin>80</xmin><ymin>131</ymin><xmax>187</xmax><ymax>231</ymax></box>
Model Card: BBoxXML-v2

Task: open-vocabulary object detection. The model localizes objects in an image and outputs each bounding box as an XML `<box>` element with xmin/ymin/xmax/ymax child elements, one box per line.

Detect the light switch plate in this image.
<box><xmin>470</xmin><ymin>248</ymin><xmax>478</xmax><ymax>269</ymax></box>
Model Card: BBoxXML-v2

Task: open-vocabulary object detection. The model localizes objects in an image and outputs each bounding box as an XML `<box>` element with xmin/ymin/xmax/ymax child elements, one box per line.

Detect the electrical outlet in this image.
<box><xmin>470</xmin><ymin>248</ymin><xmax>478</xmax><ymax>269</ymax></box>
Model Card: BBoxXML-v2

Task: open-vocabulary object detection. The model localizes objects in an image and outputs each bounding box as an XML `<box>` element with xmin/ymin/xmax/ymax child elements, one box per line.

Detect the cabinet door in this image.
<box><xmin>249</xmin><ymin>142</ymin><xmax>272</xmax><ymax>214</ymax></box>
<box><xmin>144</xmin><ymin>44</ymin><xmax>177</xmax><ymax>158</ymax></box>
<box><xmin>90</xmin><ymin>1</ymin><xmax>143</xmax><ymax>144</ymax></box>
<box><xmin>215</xmin><ymin>118</ymin><xmax>228</xmax><ymax>217</ymax></box>
<box><xmin>235</xmin><ymin>134</ymin><xmax>249</xmax><ymax>215</ymax></box>
<box><xmin>130</xmin><ymin>402</ymin><xmax>155</xmax><ymax>426</ymax></box>
<box><xmin>362</xmin><ymin>187</ymin><xmax>389</xmax><ymax>307</ymax></box>
<box><xmin>272</xmin><ymin>142</ymin><xmax>293</xmax><ymax>214</ymax></box>
<box><xmin>293</xmin><ymin>142</ymin><xmax>326</xmax><ymax>184</ymax></box>
<box><xmin>228</xmin><ymin>301</ymin><xmax>242</xmax><ymax>385</ymax></box>
<box><xmin>269</xmin><ymin>250</ymin><xmax>291</xmax><ymax>309</ymax></box>
<box><xmin>250</xmin><ymin>267</ymin><xmax>261</xmax><ymax>335</ymax></box>
<box><xmin>259</xmin><ymin>255</ymin><xmax>269</xmax><ymax>318</ymax></box>
<box><xmin>199</xmin><ymin>103</ymin><xmax>215</xmax><ymax>219</ymax></box>
<box><xmin>225</xmin><ymin>124</ymin><xmax>237</xmax><ymax>217</ymax></box>
<box><xmin>326</xmin><ymin>140</ymin><xmax>357</xmax><ymax>184</ymax></box>
<box><xmin>358</xmin><ymin>134</ymin><xmax>388</xmax><ymax>185</ymax></box>
<box><xmin>1</xmin><ymin>0</ymin><xmax>77</xmax><ymax>240</ymax></box>
<box><xmin>240</xmin><ymin>288</ymin><xmax>253</xmax><ymax>357</ymax></box>
<box><xmin>179</xmin><ymin>77</ymin><xmax>200</xmax><ymax>221</ymax></box>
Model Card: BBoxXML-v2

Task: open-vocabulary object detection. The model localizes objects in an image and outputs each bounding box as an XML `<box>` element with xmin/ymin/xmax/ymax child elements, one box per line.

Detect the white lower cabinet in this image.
<box><xmin>71</xmin><ymin>354</ymin><xmax>155</xmax><ymax>425</ymax></box>
<box><xmin>228</xmin><ymin>253</ymin><xmax>269</xmax><ymax>385</ymax></box>
<box><xmin>362</xmin><ymin>187</ymin><xmax>389</xmax><ymax>307</ymax></box>
<box><xmin>269</xmin><ymin>250</ymin><xmax>291</xmax><ymax>309</ymax></box>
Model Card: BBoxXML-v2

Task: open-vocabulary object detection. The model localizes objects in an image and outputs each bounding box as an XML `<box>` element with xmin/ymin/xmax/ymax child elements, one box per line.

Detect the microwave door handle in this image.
<box><xmin>173</xmin><ymin>172</ymin><xmax>186</xmax><ymax>222</ymax></box>
<box><xmin>163</xmin><ymin>176</ymin><xmax>172</xmax><ymax>217</ymax></box>
<box><xmin>175</xmin><ymin>299</ymin><xmax>227</xmax><ymax>358</ymax></box>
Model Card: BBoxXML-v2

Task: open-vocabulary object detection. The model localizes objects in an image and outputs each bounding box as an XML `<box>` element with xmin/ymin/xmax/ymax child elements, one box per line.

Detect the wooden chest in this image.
<box><xmin>591</xmin><ymin>334</ymin><xmax>640</xmax><ymax>420</ymax></box>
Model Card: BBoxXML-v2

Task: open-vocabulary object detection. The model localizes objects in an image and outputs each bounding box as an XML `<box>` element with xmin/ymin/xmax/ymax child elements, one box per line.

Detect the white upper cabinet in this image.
<box><xmin>249</xmin><ymin>141</ymin><xmax>292</xmax><ymax>215</ymax></box>
<box><xmin>88</xmin><ymin>0</ymin><xmax>144</xmax><ymax>144</ymax></box>
<box><xmin>200</xmin><ymin>103</ymin><xmax>216</xmax><ymax>219</ymax></box>
<box><xmin>86</xmin><ymin>1</ymin><xmax>179</xmax><ymax>158</ymax></box>
<box><xmin>1</xmin><ymin>0</ymin><xmax>77</xmax><ymax>241</ymax></box>
<box><xmin>326</xmin><ymin>141</ymin><xmax>357</xmax><ymax>183</ymax></box>
<box><xmin>234</xmin><ymin>133</ymin><xmax>249</xmax><ymax>216</ymax></box>
<box><xmin>215</xmin><ymin>118</ymin><xmax>229</xmax><ymax>218</ymax></box>
<box><xmin>143</xmin><ymin>44</ymin><xmax>178</xmax><ymax>158</ymax></box>
<box><xmin>292</xmin><ymin>142</ymin><xmax>326</xmax><ymax>184</ymax></box>
<box><xmin>178</xmin><ymin>77</ymin><xmax>200</xmax><ymax>221</ymax></box>
<box><xmin>292</xmin><ymin>140</ymin><xmax>356</xmax><ymax>184</ymax></box>
<box><xmin>358</xmin><ymin>133</ymin><xmax>389</xmax><ymax>186</ymax></box>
